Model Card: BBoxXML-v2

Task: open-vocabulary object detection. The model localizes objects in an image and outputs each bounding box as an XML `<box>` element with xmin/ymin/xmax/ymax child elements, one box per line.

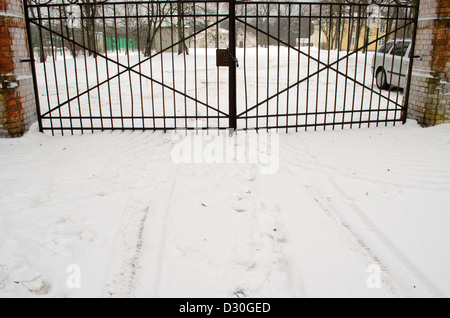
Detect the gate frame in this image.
<box><xmin>23</xmin><ymin>0</ymin><xmax>420</xmax><ymax>134</ymax></box>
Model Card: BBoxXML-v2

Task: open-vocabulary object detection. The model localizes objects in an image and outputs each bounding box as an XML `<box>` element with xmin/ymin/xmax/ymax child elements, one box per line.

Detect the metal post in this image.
<box><xmin>401</xmin><ymin>0</ymin><xmax>421</xmax><ymax>124</ymax></box>
<box><xmin>23</xmin><ymin>0</ymin><xmax>43</xmax><ymax>133</ymax></box>
<box><xmin>229</xmin><ymin>0</ymin><xmax>237</xmax><ymax>130</ymax></box>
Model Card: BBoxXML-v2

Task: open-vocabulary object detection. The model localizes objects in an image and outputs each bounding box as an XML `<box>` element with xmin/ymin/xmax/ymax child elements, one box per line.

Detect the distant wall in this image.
<box><xmin>407</xmin><ymin>0</ymin><xmax>450</xmax><ymax>126</ymax></box>
<box><xmin>0</xmin><ymin>0</ymin><xmax>36</xmax><ymax>138</ymax></box>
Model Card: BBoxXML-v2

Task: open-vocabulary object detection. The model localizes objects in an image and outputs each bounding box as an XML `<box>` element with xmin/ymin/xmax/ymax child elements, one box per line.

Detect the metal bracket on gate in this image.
<box><xmin>216</xmin><ymin>48</ymin><xmax>239</xmax><ymax>67</ymax></box>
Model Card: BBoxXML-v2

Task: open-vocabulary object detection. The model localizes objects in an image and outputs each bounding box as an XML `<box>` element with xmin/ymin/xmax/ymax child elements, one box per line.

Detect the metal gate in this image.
<box><xmin>24</xmin><ymin>0</ymin><xmax>419</xmax><ymax>135</ymax></box>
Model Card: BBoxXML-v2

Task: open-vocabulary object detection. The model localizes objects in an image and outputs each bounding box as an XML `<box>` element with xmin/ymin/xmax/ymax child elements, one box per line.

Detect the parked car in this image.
<box><xmin>372</xmin><ymin>39</ymin><xmax>412</xmax><ymax>90</ymax></box>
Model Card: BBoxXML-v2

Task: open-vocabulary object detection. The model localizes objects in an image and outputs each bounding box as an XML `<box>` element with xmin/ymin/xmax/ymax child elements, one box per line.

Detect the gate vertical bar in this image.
<box><xmin>229</xmin><ymin>0</ymin><xmax>237</xmax><ymax>130</ymax></box>
<box><xmin>401</xmin><ymin>0</ymin><xmax>420</xmax><ymax>124</ymax></box>
<box><xmin>23</xmin><ymin>0</ymin><xmax>43</xmax><ymax>133</ymax></box>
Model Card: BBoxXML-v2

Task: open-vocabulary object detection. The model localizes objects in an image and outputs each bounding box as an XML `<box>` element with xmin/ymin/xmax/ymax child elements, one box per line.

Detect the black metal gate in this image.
<box><xmin>24</xmin><ymin>0</ymin><xmax>419</xmax><ymax>135</ymax></box>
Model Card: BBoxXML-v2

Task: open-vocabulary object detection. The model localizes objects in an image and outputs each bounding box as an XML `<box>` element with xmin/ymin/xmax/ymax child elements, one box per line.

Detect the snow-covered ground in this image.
<box><xmin>1</xmin><ymin>121</ymin><xmax>449</xmax><ymax>298</ymax></box>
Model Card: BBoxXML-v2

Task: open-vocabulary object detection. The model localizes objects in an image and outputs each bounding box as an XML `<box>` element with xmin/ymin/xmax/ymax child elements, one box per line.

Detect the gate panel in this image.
<box><xmin>25</xmin><ymin>0</ymin><xmax>419</xmax><ymax>134</ymax></box>
<box><xmin>235</xmin><ymin>0</ymin><xmax>419</xmax><ymax>131</ymax></box>
<box><xmin>25</xmin><ymin>0</ymin><xmax>230</xmax><ymax>134</ymax></box>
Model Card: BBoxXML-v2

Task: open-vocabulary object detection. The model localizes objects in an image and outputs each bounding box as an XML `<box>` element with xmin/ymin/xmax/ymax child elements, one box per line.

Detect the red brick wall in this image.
<box><xmin>0</xmin><ymin>0</ymin><xmax>36</xmax><ymax>138</ymax></box>
<box><xmin>407</xmin><ymin>0</ymin><xmax>450</xmax><ymax>126</ymax></box>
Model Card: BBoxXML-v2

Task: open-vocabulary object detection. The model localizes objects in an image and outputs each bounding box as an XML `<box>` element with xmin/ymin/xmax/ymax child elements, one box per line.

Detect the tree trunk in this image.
<box><xmin>144</xmin><ymin>24</ymin><xmax>152</xmax><ymax>57</ymax></box>
<box><xmin>29</xmin><ymin>9</ymin><xmax>47</xmax><ymax>62</ymax></box>
<box><xmin>82</xmin><ymin>0</ymin><xmax>97</xmax><ymax>58</ymax></box>
<box><xmin>177</xmin><ymin>1</ymin><xmax>189</xmax><ymax>55</ymax></box>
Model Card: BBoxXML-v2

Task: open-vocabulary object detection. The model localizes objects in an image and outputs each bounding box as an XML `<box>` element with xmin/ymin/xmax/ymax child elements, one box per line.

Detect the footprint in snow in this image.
<box><xmin>2</xmin><ymin>257</ymin><xmax>51</xmax><ymax>295</ymax></box>
<box><xmin>231</xmin><ymin>192</ymin><xmax>251</xmax><ymax>213</ymax></box>
<box><xmin>227</xmin><ymin>166</ymin><xmax>258</xmax><ymax>182</ymax></box>
<box><xmin>0</xmin><ymin>265</ymin><xmax>7</xmax><ymax>289</ymax></box>
<box><xmin>234</xmin><ymin>288</ymin><xmax>246</xmax><ymax>298</ymax></box>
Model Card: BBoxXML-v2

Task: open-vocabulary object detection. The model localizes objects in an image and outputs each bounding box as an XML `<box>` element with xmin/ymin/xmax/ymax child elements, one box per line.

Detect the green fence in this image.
<box><xmin>106</xmin><ymin>37</ymin><xmax>136</xmax><ymax>51</ymax></box>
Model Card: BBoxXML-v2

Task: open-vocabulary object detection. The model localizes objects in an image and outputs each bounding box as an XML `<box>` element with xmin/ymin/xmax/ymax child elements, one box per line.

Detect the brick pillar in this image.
<box><xmin>407</xmin><ymin>0</ymin><xmax>450</xmax><ymax>126</ymax></box>
<box><xmin>0</xmin><ymin>0</ymin><xmax>36</xmax><ymax>138</ymax></box>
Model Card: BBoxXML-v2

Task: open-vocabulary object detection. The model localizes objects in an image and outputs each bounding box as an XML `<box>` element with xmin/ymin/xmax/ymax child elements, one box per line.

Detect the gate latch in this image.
<box><xmin>216</xmin><ymin>48</ymin><xmax>239</xmax><ymax>68</ymax></box>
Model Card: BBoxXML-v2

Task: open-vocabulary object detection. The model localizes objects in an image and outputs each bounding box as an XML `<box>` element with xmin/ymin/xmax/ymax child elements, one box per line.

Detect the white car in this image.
<box><xmin>372</xmin><ymin>39</ymin><xmax>412</xmax><ymax>90</ymax></box>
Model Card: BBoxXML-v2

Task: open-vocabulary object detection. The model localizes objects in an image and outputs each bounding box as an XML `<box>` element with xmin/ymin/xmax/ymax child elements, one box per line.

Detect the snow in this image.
<box><xmin>1</xmin><ymin>121</ymin><xmax>450</xmax><ymax>298</ymax></box>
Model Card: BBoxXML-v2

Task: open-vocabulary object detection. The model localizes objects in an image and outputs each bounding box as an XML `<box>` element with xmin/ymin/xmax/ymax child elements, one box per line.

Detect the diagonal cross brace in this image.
<box><xmin>235</xmin><ymin>18</ymin><xmax>414</xmax><ymax>117</ymax></box>
<box><xmin>32</xmin><ymin>17</ymin><xmax>230</xmax><ymax>118</ymax></box>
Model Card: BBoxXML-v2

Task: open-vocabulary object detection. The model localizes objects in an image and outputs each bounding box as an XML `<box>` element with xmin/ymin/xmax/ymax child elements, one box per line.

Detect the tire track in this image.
<box><xmin>326</xmin><ymin>176</ymin><xmax>446</xmax><ymax>297</ymax></box>
<box><xmin>103</xmin><ymin>193</ymin><xmax>152</xmax><ymax>297</ymax></box>
<box><xmin>283</xmin><ymin>135</ymin><xmax>445</xmax><ymax>297</ymax></box>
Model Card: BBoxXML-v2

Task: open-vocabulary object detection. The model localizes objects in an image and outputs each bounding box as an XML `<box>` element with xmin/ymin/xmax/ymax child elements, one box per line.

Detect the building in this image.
<box><xmin>191</xmin><ymin>27</ymin><xmax>257</xmax><ymax>49</ymax></box>
<box><xmin>312</xmin><ymin>16</ymin><xmax>388</xmax><ymax>52</ymax></box>
<box><xmin>152</xmin><ymin>25</ymin><xmax>191</xmax><ymax>52</ymax></box>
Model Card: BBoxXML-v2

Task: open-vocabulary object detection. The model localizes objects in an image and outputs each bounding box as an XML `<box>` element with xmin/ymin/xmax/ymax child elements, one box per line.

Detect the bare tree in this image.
<box><xmin>29</xmin><ymin>8</ymin><xmax>47</xmax><ymax>63</ymax></box>
<box><xmin>177</xmin><ymin>0</ymin><xmax>189</xmax><ymax>55</ymax></box>
<box><xmin>80</xmin><ymin>0</ymin><xmax>99</xmax><ymax>57</ymax></box>
<box><xmin>142</xmin><ymin>2</ymin><xmax>176</xmax><ymax>56</ymax></box>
